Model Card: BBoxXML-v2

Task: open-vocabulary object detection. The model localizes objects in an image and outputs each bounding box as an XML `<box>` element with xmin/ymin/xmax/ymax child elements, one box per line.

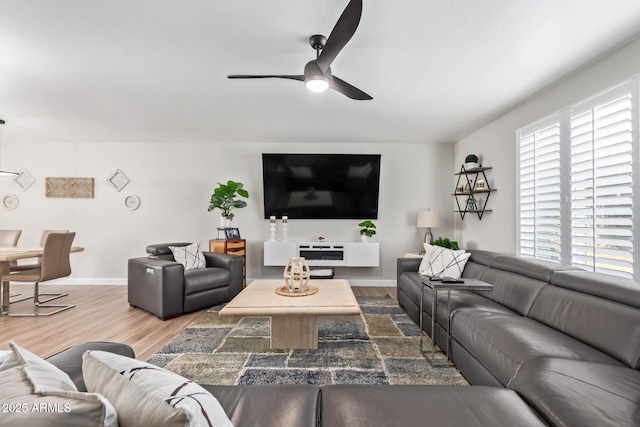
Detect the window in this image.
<box><xmin>517</xmin><ymin>78</ymin><xmax>639</xmax><ymax>279</ymax></box>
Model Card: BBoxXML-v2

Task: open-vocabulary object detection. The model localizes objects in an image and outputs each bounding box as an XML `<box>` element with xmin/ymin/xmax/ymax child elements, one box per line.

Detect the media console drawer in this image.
<box><xmin>263</xmin><ymin>241</ymin><xmax>379</xmax><ymax>267</ymax></box>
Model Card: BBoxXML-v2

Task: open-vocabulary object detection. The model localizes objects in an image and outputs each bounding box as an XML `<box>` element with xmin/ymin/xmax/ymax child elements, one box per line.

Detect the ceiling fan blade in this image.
<box><xmin>228</xmin><ymin>75</ymin><xmax>304</xmax><ymax>82</ymax></box>
<box><xmin>316</xmin><ymin>0</ymin><xmax>362</xmax><ymax>72</ymax></box>
<box><xmin>331</xmin><ymin>75</ymin><xmax>372</xmax><ymax>100</ymax></box>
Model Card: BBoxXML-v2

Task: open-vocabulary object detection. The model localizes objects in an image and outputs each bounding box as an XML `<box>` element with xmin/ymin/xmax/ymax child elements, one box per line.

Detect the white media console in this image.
<box><xmin>263</xmin><ymin>241</ymin><xmax>379</xmax><ymax>267</ymax></box>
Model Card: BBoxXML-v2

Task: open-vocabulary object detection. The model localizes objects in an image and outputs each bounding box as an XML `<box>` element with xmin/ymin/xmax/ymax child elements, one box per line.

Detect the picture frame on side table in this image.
<box><xmin>224</xmin><ymin>228</ymin><xmax>241</xmax><ymax>240</ymax></box>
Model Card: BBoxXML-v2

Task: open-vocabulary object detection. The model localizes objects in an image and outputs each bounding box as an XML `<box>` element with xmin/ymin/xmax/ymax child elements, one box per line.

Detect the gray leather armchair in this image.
<box><xmin>128</xmin><ymin>242</ymin><xmax>243</xmax><ymax>320</ymax></box>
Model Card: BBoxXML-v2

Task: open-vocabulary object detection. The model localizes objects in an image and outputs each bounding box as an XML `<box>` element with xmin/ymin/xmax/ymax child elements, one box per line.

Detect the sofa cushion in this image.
<box><xmin>169</xmin><ymin>243</ymin><xmax>206</xmax><ymax>271</ymax></box>
<box><xmin>0</xmin><ymin>342</ymin><xmax>117</xmax><ymax>427</ymax></box>
<box><xmin>83</xmin><ymin>350</ymin><xmax>232</xmax><ymax>427</ymax></box>
<box><xmin>184</xmin><ymin>267</ymin><xmax>231</xmax><ymax>295</ymax></box>
<box><xmin>509</xmin><ymin>358</ymin><xmax>640</xmax><ymax>427</ymax></box>
<box><xmin>451</xmin><ymin>310</ymin><xmax>622</xmax><ymax>386</ymax></box>
<box><xmin>320</xmin><ymin>384</ymin><xmax>547</xmax><ymax>427</ymax></box>
<box><xmin>203</xmin><ymin>384</ymin><xmax>320</xmax><ymax>427</ymax></box>
<box><xmin>477</xmin><ymin>268</ymin><xmax>547</xmax><ymax>316</ymax></box>
<box><xmin>528</xmin><ymin>284</ymin><xmax>640</xmax><ymax>369</ymax></box>
<box><xmin>551</xmin><ymin>269</ymin><xmax>640</xmax><ymax>309</ymax></box>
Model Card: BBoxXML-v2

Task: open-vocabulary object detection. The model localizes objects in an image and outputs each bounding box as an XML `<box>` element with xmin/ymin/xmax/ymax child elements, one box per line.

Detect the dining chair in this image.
<box><xmin>1</xmin><ymin>231</ymin><xmax>76</xmax><ymax>317</ymax></box>
<box><xmin>0</xmin><ymin>229</ymin><xmax>22</xmax><ymax>298</ymax></box>
<box><xmin>0</xmin><ymin>229</ymin><xmax>22</xmax><ymax>246</ymax></box>
<box><xmin>10</xmin><ymin>229</ymin><xmax>69</xmax><ymax>272</ymax></box>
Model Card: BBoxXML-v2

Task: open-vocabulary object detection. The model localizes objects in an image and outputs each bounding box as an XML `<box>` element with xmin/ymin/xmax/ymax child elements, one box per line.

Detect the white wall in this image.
<box><xmin>454</xmin><ymin>37</ymin><xmax>640</xmax><ymax>253</ymax></box>
<box><xmin>0</xmin><ymin>141</ymin><xmax>453</xmax><ymax>284</ymax></box>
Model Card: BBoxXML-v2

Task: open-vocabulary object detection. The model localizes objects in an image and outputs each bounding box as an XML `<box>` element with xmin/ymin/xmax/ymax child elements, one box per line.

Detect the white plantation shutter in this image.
<box><xmin>517</xmin><ymin>78</ymin><xmax>639</xmax><ymax>279</ymax></box>
<box><xmin>570</xmin><ymin>85</ymin><xmax>634</xmax><ymax>277</ymax></box>
<box><xmin>518</xmin><ymin>120</ymin><xmax>562</xmax><ymax>262</ymax></box>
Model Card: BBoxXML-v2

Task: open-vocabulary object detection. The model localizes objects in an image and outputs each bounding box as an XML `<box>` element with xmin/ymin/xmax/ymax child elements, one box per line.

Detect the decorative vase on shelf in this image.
<box><xmin>283</xmin><ymin>257</ymin><xmax>311</xmax><ymax>292</ymax></box>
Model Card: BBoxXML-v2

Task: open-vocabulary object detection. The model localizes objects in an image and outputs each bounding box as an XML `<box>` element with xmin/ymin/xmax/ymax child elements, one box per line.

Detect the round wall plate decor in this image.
<box><xmin>2</xmin><ymin>194</ymin><xmax>19</xmax><ymax>210</ymax></box>
<box><xmin>124</xmin><ymin>194</ymin><xmax>141</xmax><ymax>210</ymax></box>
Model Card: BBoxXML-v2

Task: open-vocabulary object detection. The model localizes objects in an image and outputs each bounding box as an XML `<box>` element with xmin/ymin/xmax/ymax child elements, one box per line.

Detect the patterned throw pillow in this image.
<box><xmin>418</xmin><ymin>243</ymin><xmax>438</xmax><ymax>274</ymax></box>
<box><xmin>83</xmin><ymin>350</ymin><xmax>233</xmax><ymax>427</ymax></box>
<box><xmin>169</xmin><ymin>243</ymin><xmax>206</xmax><ymax>271</ymax></box>
<box><xmin>0</xmin><ymin>341</ymin><xmax>117</xmax><ymax>427</ymax></box>
<box><xmin>420</xmin><ymin>246</ymin><xmax>471</xmax><ymax>279</ymax></box>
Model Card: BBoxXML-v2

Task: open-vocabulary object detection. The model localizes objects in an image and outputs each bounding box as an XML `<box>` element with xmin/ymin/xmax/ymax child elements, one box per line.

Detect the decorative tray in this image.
<box><xmin>275</xmin><ymin>285</ymin><xmax>318</xmax><ymax>297</ymax></box>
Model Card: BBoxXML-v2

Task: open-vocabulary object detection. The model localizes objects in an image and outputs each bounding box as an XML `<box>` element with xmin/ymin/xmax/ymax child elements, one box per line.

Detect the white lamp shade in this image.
<box><xmin>417</xmin><ymin>210</ymin><xmax>441</xmax><ymax>228</ymax></box>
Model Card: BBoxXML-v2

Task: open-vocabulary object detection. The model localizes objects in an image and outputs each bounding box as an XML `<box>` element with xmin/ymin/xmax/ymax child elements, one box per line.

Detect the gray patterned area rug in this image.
<box><xmin>147</xmin><ymin>295</ymin><xmax>468</xmax><ymax>386</ymax></box>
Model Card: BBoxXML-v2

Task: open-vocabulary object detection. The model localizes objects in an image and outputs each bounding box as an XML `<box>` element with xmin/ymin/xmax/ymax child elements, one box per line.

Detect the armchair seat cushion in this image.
<box><xmin>184</xmin><ymin>268</ymin><xmax>231</xmax><ymax>295</ymax></box>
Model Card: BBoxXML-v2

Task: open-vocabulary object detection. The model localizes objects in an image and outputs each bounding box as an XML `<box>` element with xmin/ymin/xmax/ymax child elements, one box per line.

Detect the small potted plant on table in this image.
<box><xmin>464</xmin><ymin>154</ymin><xmax>479</xmax><ymax>170</ymax></box>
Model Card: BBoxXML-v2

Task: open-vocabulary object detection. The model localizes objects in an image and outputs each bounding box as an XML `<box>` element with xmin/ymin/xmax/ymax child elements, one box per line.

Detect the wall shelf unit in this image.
<box><xmin>453</xmin><ymin>165</ymin><xmax>496</xmax><ymax>220</ymax></box>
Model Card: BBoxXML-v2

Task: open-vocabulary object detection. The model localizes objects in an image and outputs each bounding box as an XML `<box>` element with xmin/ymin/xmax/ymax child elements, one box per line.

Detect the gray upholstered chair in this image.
<box><xmin>128</xmin><ymin>242</ymin><xmax>244</xmax><ymax>320</ymax></box>
<box><xmin>0</xmin><ymin>231</ymin><xmax>76</xmax><ymax>316</ymax></box>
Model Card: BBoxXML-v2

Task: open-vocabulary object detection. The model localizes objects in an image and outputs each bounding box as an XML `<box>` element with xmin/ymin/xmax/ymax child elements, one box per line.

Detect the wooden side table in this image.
<box><xmin>209</xmin><ymin>239</ymin><xmax>246</xmax><ymax>287</ymax></box>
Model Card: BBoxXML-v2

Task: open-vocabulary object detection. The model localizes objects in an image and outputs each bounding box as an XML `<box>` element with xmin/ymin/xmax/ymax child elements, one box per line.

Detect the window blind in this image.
<box><xmin>570</xmin><ymin>88</ymin><xmax>633</xmax><ymax>277</ymax></box>
<box><xmin>517</xmin><ymin>78</ymin><xmax>637</xmax><ymax>279</ymax></box>
<box><xmin>518</xmin><ymin>120</ymin><xmax>562</xmax><ymax>262</ymax></box>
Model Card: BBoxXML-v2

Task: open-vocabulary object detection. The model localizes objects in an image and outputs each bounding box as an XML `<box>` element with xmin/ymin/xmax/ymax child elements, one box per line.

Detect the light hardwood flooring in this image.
<box><xmin>0</xmin><ymin>284</ymin><xmax>397</xmax><ymax>360</ymax></box>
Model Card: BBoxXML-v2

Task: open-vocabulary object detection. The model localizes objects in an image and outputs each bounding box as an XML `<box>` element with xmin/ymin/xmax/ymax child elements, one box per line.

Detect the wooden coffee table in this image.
<box><xmin>219</xmin><ymin>279</ymin><xmax>361</xmax><ymax>349</ymax></box>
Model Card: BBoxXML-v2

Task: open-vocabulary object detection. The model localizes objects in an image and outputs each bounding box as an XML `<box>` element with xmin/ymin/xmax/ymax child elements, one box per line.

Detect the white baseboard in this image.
<box><xmin>41</xmin><ymin>278</ymin><xmax>397</xmax><ymax>287</ymax></box>
<box><xmin>45</xmin><ymin>278</ymin><xmax>128</xmax><ymax>285</ymax></box>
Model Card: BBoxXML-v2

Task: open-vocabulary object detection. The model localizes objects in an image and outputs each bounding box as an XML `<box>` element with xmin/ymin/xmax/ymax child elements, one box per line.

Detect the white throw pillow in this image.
<box><xmin>417</xmin><ymin>243</ymin><xmax>438</xmax><ymax>274</ymax></box>
<box><xmin>169</xmin><ymin>243</ymin><xmax>206</xmax><ymax>271</ymax></box>
<box><xmin>0</xmin><ymin>341</ymin><xmax>117</xmax><ymax>427</ymax></box>
<box><xmin>82</xmin><ymin>350</ymin><xmax>233</xmax><ymax>427</ymax></box>
<box><xmin>420</xmin><ymin>246</ymin><xmax>471</xmax><ymax>279</ymax></box>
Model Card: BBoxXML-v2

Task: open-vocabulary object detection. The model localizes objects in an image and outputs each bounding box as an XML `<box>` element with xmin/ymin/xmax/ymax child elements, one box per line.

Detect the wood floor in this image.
<box><xmin>0</xmin><ymin>284</ymin><xmax>397</xmax><ymax>360</ymax></box>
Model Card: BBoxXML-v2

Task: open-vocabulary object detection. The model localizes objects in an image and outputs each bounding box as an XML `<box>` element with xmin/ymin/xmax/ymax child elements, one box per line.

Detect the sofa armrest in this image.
<box><xmin>128</xmin><ymin>257</ymin><xmax>185</xmax><ymax>319</ymax></box>
<box><xmin>203</xmin><ymin>252</ymin><xmax>244</xmax><ymax>298</ymax></box>
<box><xmin>46</xmin><ymin>342</ymin><xmax>135</xmax><ymax>392</ymax></box>
<box><xmin>397</xmin><ymin>257</ymin><xmax>422</xmax><ymax>282</ymax></box>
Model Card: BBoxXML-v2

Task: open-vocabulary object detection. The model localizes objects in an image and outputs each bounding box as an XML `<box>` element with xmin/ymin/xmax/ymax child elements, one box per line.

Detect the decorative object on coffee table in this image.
<box><xmin>283</xmin><ymin>257</ymin><xmax>311</xmax><ymax>292</ymax></box>
<box><xmin>417</xmin><ymin>210</ymin><xmax>440</xmax><ymax>244</ymax></box>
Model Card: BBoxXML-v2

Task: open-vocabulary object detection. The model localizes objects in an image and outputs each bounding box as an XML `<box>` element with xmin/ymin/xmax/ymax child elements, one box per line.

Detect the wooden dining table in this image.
<box><xmin>0</xmin><ymin>246</ymin><xmax>84</xmax><ymax>308</ymax></box>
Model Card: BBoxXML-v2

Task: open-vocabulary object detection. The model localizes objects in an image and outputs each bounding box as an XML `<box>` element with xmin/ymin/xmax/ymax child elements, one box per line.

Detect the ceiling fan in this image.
<box><xmin>228</xmin><ymin>0</ymin><xmax>372</xmax><ymax>100</ymax></box>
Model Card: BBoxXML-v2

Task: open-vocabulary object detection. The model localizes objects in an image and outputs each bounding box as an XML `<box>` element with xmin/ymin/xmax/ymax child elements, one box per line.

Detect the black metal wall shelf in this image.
<box><xmin>453</xmin><ymin>165</ymin><xmax>496</xmax><ymax>220</ymax></box>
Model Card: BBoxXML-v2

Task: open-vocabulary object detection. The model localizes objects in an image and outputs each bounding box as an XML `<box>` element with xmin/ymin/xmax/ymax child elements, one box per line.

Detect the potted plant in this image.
<box><xmin>432</xmin><ymin>237</ymin><xmax>460</xmax><ymax>250</ymax></box>
<box><xmin>464</xmin><ymin>154</ymin><xmax>479</xmax><ymax>170</ymax></box>
<box><xmin>208</xmin><ymin>180</ymin><xmax>249</xmax><ymax>228</ymax></box>
<box><xmin>358</xmin><ymin>220</ymin><xmax>377</xmax><ymax>242</ymax></box>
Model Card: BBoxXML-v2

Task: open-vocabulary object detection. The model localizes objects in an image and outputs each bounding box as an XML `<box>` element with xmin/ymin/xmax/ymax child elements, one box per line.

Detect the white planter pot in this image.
<box><xmin>361</xmin><ymin>235</ymin><xmax>372</xmax><ymax>243</ymax></box>
<box><xmin>219</xmin><ymin>216</ymin><xmax>231</xmax><ymax>228</ymax></box>
<box><xmin>464</xmin><ymin>162</ymin><xmax>478</xmax><ymax>171</ymax></box>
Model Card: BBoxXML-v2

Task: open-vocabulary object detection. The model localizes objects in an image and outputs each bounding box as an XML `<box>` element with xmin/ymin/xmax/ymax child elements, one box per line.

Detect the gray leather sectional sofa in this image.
<box><xmin>38</xmin><ymin>250</ymin><xmax>640</xmax><ymax>426</ymax></box>
<box><xmin>48</xmin><ymin>343</ymin><xmax>546</xmax><ymax>427</ymax></box>
<box><xmin>397</xmin><ymin>250</ymin><xmax>640</xmax><ymax>427</ymax></box>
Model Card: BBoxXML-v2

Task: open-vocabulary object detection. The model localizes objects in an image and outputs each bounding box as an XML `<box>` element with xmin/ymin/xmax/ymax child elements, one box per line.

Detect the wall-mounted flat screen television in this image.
<box><xmin>262</xmin><ymin>153</ymin><xmax>381</xmax><ymax>219</ymax></box>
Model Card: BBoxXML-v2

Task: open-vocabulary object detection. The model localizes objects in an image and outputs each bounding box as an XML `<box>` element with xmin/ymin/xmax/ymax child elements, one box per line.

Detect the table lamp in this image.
<box><xmin>417</xmin><ymin>210</ymin><xmax>441</xmax><ymax>244</ymax></box>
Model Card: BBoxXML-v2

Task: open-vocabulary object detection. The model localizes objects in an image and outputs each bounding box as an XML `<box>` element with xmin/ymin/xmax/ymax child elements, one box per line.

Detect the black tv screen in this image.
<box><xmin>262</xmin><ymin>153</ymin><xmax>381</xmax><ymax>219</ymax></box>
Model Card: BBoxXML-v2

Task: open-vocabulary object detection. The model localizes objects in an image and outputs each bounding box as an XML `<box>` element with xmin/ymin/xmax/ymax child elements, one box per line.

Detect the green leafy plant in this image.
<box><xmin>358</xmin><ymin>220</ymin><xmax>377</xmax><ymax>237</ymax></box>
<box><xmin>432</xmin><ymin>237</ymin><xmax>460</xmax><ymax>250</ymax></box>
<box><xmin>465</xmin><ymin>154</ymin><xmax>479</xmax><ymax>164</ymax></box>
<box><xmin>208</xmin><ymin>180</ymin><xmax>249</xmax><ymax>219</ymax></box>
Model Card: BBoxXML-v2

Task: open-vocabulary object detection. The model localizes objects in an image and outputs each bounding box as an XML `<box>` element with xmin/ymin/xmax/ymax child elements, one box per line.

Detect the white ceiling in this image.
<box><xmin>2</xmin><ymin>0</ymin><xmax>640</xmax><ymax>145</ymax></box>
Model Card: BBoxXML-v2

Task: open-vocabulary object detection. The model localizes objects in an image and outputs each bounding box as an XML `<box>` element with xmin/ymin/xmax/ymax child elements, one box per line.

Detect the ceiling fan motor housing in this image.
<box><xmin>304</xmin><ymin>61</ymin><xmax>331</xmax><ymax>91</ymax></box>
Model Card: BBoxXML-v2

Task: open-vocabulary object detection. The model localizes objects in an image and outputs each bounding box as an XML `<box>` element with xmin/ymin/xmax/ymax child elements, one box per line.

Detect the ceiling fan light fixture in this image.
<box><xmin>305</xmin><ymin>75</ymin><xmax>330</xmax><ymax>92</ymax></box>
